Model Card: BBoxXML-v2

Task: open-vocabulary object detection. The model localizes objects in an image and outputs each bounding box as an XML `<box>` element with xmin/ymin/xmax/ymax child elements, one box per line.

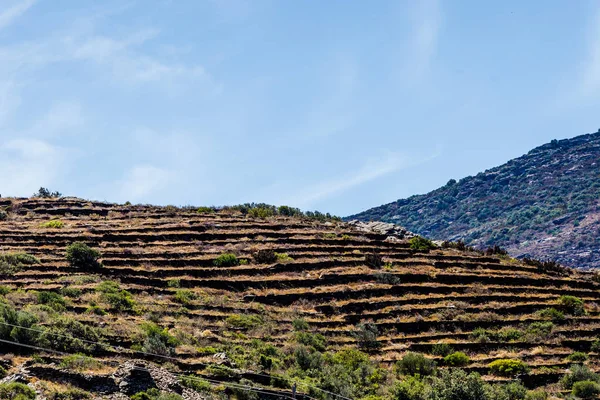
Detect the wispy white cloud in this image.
<box><xmin>0</xmin><ymin>0</ymin><xmax>36</xmax><ymax>30</ymax></box>
<box><xmin>0</xmin><ymin>138</ymin><xmax>68</xmax><ymax>196</ymax></box>
<box><xmin>399</xmin><ymin>0</ymin><xmax>442</xmax><ymax>83</ymax></box>
<box><xmin>65</xmin><ymin>28</ymin><xmax>209</xmax><ymax>84</ymax></box>
<box><xmin>279</xmin><ymin>147</ymin><xmax>442</xmax><ymax>209</ymax></box>
<box><xmin>30</xmin><ymin>101</ymin><xmax>85</xmax><ymax>137</ymax></box>
<box><xmin>579</xmin><ymin>7</ymin><xmax>600</xmax><ymax>97</ymax></box>
<box><xmin>117</xmin><ymin>165</ymin><xmax>172</xmax><ymax>202</ymax></box>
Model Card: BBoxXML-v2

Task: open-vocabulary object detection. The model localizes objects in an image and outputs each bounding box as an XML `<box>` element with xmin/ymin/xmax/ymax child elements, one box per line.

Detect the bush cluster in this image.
<box><xmin>0</xmin><ymin>253</ymin><xmax>40</xmax><ymax>275</ymax></box>
<box><xmin>443</xmin><ymin>351</ymin><xmax>470</xmax><ymax>367</ymax></box>
<box><xmin>409</xmin><ymin>236</ymin><xmax>436</xmax><ymax>251</ymax></box>
<box><xmin>488</xmin><ymin>359</ymin><xmax>528</xmax><ymax>377</ymax></box>
<box><xmin>213</xmin><ymin>253</ymin><xmax>240</xmax><ymax>267</ymax></box>
<box><xmin>560</xmin><ymin>295</ymin><xmax>585</xmax><ymax>316</ymax></box>
<box><xmin>66</xmin><ymin>243</ymin><xmax>101</xmax><ymax>271</ymax></box>
<box><xmin>40</xmin><ymin>220</ymin><xmax>64</xmax><ymax>229</ymax></box>
<box><xmin>223</xmin><ymin>203</ymin><xmax>341</xmax><ymax>222</ymax></box>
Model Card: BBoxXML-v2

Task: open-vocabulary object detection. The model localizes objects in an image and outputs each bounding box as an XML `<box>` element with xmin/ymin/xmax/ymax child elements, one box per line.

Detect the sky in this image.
<box><xmin>1</xmin><ymin>0</ymin><xmax>599</xmax><ymax>216</ymax></box>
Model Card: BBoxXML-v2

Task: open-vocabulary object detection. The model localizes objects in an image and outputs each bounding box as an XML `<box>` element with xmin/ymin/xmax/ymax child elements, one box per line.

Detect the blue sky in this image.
<box><xmin>1</xmin><ymin>0</ymin><xmax>599</xmax><ymax>216</ymax></box>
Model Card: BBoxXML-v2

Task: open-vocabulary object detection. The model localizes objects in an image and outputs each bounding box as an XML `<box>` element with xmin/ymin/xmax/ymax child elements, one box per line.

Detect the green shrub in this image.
<box><xmin>292</xmin><ymin>318</ymin><xmax>309</xmax><ymax>331</ymax></box>
<box><xmin>0</xmin><ymin>210</ymin><xmax>7</xmax><ymax>221</ymax></box>
<box><xmin>568</xmin><ymin>352</ymin><xmax>589</xmax><ymax>363</ymax></box>
<box><xmin>40</xmin><ymin>220</ymin><xmax>64</xmax><ymax>229</ymax></box>
<box><xmin>60</xmin><ymin>286</ymin><xmax>82</xmax><ymax>298</ymax></box>
<box><xmin>561</xmin><ymin>364</ymin><xmax>600</xmax><ymax>389</ymax></box>
<box><xmin>396</xmin><ymin>352</ymin><xmax>436</xmax><ymax>377</ymax></box>
<box><xmin>409</xmin><ymin>236</ymin><xmax>436</xmax><ymax>251</ymax></box>
<box><xmin>225</xmin><ymin>314</ymin><xmax>263</xmax><ymax>330</ymax></box>
<box><xmin>131</xmin><ymin>388</ymin><xmax>184</xmax><ymax>400</ymax></box>
<box><xmin>167</xmin><ymin>279</ymin><xmax>180</xmax><ymax>288</ymax></box>
<box><xmin>47</xmin><ymin>387</ymin><xmax>92</xmax><ymax>399</ymax></box>
<box><xmin>96</xmin><ymin>281</ymin><xmax>135</xmax><ymax>311</ymax></box>
<box><xmin>277</xmin><ymin>205</ymin><xmax>302</xmax><ymax>217</ymax></box>
<box><xmin>560</xmin><ymin>295</ymin><xmax>585</xmax><ymax>316</ymax></box>
<box><xmin>180</xmin><ymin>375</ymin><xmax>212</xmax><ymax>392</ymax></box>
<box><xmin>0</xmin><ymin>304</ymin><xmax>39</xmax><ymax>344</ymax></box>
<box><xmin>488</xmin><ymin>359</ymin><xmax>528</xmax><ymax>377</ymax></box>
<box><xmin>36</xmin><ymin>291</ymin><xmax>66</xmax><ymax>311</ymax></box>
<box><xmin>0</xmin><ymin>365</ymin><xmax>5</xmax><ymax>378</ymax></box>
<box><xmin>524</xmin><ymin>389</ymin><xmax>548</xmax><ymax>400</ymax></box>
<box><xmin>429</xmin><ymin>369</ymin><xmax>488</xmax><ymax>400</ymax></box>
<box><xmin>196</xmin><ymin>207</ymin><xmax>215</xmax><ymax>214</ymax></box>
<box><xmin>213</xmin><ymin>253</ymin><xmax>239</xmax><ymax>267</ymax></box>
<box><xmin>293</xmin><ymin>344</ymin><xmax>323</xmax><ymax>371</ymax></box>
<box><xmin>524</xmin><ymin>322</ymin><xmax>553</xmax><ymax>341</ymax></box>
<box><xmin>573</xmin><ymin>380</ymin><xmax>600</xmax><ymax>399</ymax></box>
<box><xmin>0</xmin><ymin>382</ymin><xmax>36</xmax><ymax>399</ymax></box>
<box><xmin>591</xmin><ymin>340</ymin><xmax>600</xmax><ymax>353</ymax></box>
<box><xmin>0</xmin><ymin>253</ymin><xmax>40</xmax><ymax>275</ymax></box>
<box><xmin>36</xmin><ymin>316</ymin><xmax>103</xmax><ymax>354</ymax></box>
<box><xmin>500</xmin><ymin>382</ymin><xmax>528</xmax><ymax>400</ymax></box>
<box><xmin>65</xmin><ymin>242</ymin><xmax>101</xmax><ymax>271</ymax></box>
<box><xmin>173</xmin><ymin>289</ymin><xmax>197</xmax><ymax>305</ymax></box>
<box><xmin>59</xmin><ymin>353</ymin><xmax>102</xmax><ymax>371</ymax></box>
<box><xmin>354</xmin><ymin>322</ymin><xmax>380</xmax><ymax>350</ymax></box>
<box><xmin>139</xmin><ymin>323</ymin><xmax>180</xmax><ymax>356</ymax></box>
<box><xmin>390</xmin><ymin>375</ymin><xmax>429</xmax><ymax>400</ymax></box>
<box><xmin>85</xmin><ymin>305</ymin><xmax>106</xmax><ymax>316</ymax></box>
<box><xmin>248</xmin><ymin>206</ymin><xmax>275</xmax><ymax>219</ymax></box>
<box><xmin>274</xmin><ymin>252</ymin><xmax>293</xmax><ymax>262</ymax></box>
<box><xmin>295</xmin><ymin>331</ymin><xmax>326</xmax><ymax>352</ymax></box>
<box><xmin>444</xmin><ymin>351</ymin><xmax>470</xmax><ymax>367</ymax></box>
<box><xmin>431</xmin><ymin>343</ymin><xmax>454</xmax><ymax>357</ymax></box>
<box><xmin>538</xmin><ymin>307</ymin><xmax>565</xmax><ymax>321</ymax></box>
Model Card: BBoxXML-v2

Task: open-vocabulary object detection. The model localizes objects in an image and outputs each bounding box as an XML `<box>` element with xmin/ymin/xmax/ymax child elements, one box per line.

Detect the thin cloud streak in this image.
<box><xmin>399</xmin><ymin>0</ymin><xmax>441</xmax><ymax>84</ymax></box>
<box><xmin>0</xmin><ymin>0</ymin><xmax>36</xmax><ymax>30</ymax></box>
<box><xmin>287</xmin><ymin>147</ymin><xmax>442</xmax><ymax>209</ymax></box>
<box><xmin>580</xmin><ymin>7</ymin><xmax>600</xmax><ymax>97</ymax></box>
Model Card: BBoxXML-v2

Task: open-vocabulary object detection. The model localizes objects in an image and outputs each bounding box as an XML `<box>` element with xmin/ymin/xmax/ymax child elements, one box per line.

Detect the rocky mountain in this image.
<box><xmin>348</xmin><ymin>129</ymin><xmax>600</xmax><ymax>269</ymax></box>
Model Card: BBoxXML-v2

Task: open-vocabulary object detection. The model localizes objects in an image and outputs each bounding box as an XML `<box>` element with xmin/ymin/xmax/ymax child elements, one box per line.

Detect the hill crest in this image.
<box><xmin>348</xmin><ymin>129</ymin><xmax>600</xmax><ymax>269</ymax></box>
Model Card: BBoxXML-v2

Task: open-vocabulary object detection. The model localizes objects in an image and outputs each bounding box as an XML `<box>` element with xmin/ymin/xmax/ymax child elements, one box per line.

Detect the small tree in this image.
<box><xmin>354</xmin><ymin>322</ymin><xmax>380</xmax><ymax>350</ymax></box>
<box><xmin>66</xmin><ymin>242</ymin><xmax>101</xmax><ymax>270</ymax></box>
<box><xmin>33</xmin><ymin>187</ymin><xmax>62</xmax><ymax>198</ymax></box>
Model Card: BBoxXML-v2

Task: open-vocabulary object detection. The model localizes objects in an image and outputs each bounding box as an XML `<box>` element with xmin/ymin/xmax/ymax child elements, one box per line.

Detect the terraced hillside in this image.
<box><xmin>1</xmin><ymin>198</ymin><xmax>600</xmax><ymax>399</ymax></box>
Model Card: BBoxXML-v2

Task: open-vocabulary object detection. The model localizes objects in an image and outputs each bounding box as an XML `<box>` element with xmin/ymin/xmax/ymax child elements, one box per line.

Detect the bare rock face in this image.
<box><xmin>111</xmin><ymin>360</ymin><xmax>208</xmax><ymax>400</ymax></box>
<box><xmin>347</xmin><ymin>220</ymin><xmax>415</xmax><ymax>239</ymax></box>
<box><xmin>112</xmin><ymin>361</ymin><xmax>157</xmax><ymax>395</ymax></box>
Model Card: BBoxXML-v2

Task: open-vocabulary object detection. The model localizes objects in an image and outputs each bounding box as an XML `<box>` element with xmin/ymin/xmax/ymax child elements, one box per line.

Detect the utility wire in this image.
<box><xmin>0</xmin><ymin>336</ymin><xmax>304</xmax><ymax>400</ymax></box>
<box><xmin>0</xmin><ymin>320</ymin><xmax>349</xmax><ymax>399</ymax></box>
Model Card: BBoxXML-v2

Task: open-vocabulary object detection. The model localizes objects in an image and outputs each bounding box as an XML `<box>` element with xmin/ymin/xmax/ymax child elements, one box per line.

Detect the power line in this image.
<box><xmin>0</xmin><ymin>320</ymin><xmax>350</xmax><ymax>399</ymax></box>
<box><xmin>0</xmin><ymin>336</ymin><xmax>306</xmax><ymax>400</ymax></box>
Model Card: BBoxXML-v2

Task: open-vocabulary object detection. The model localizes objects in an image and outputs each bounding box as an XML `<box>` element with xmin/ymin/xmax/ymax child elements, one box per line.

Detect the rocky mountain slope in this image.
<box><xmin>1</xmin><ymin>197</ymin><xmax>600</xmax><ymax>399</ymax></box>
<box><xmin>348</xmin><ymin>129</ymin><xmax>600</xmax><ymax>269</ymax></box>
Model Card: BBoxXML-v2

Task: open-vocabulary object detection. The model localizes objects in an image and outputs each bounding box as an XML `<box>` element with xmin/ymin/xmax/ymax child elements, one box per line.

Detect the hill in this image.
<box><xmin>348</xmin><ymin>130</ymin><xmax>600</xmax><ymax>269</ymax></box>
<box><xmin>1</xmin><ymin>198</ymin><xmax>600</xmax><ymax>399</ymax></box>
